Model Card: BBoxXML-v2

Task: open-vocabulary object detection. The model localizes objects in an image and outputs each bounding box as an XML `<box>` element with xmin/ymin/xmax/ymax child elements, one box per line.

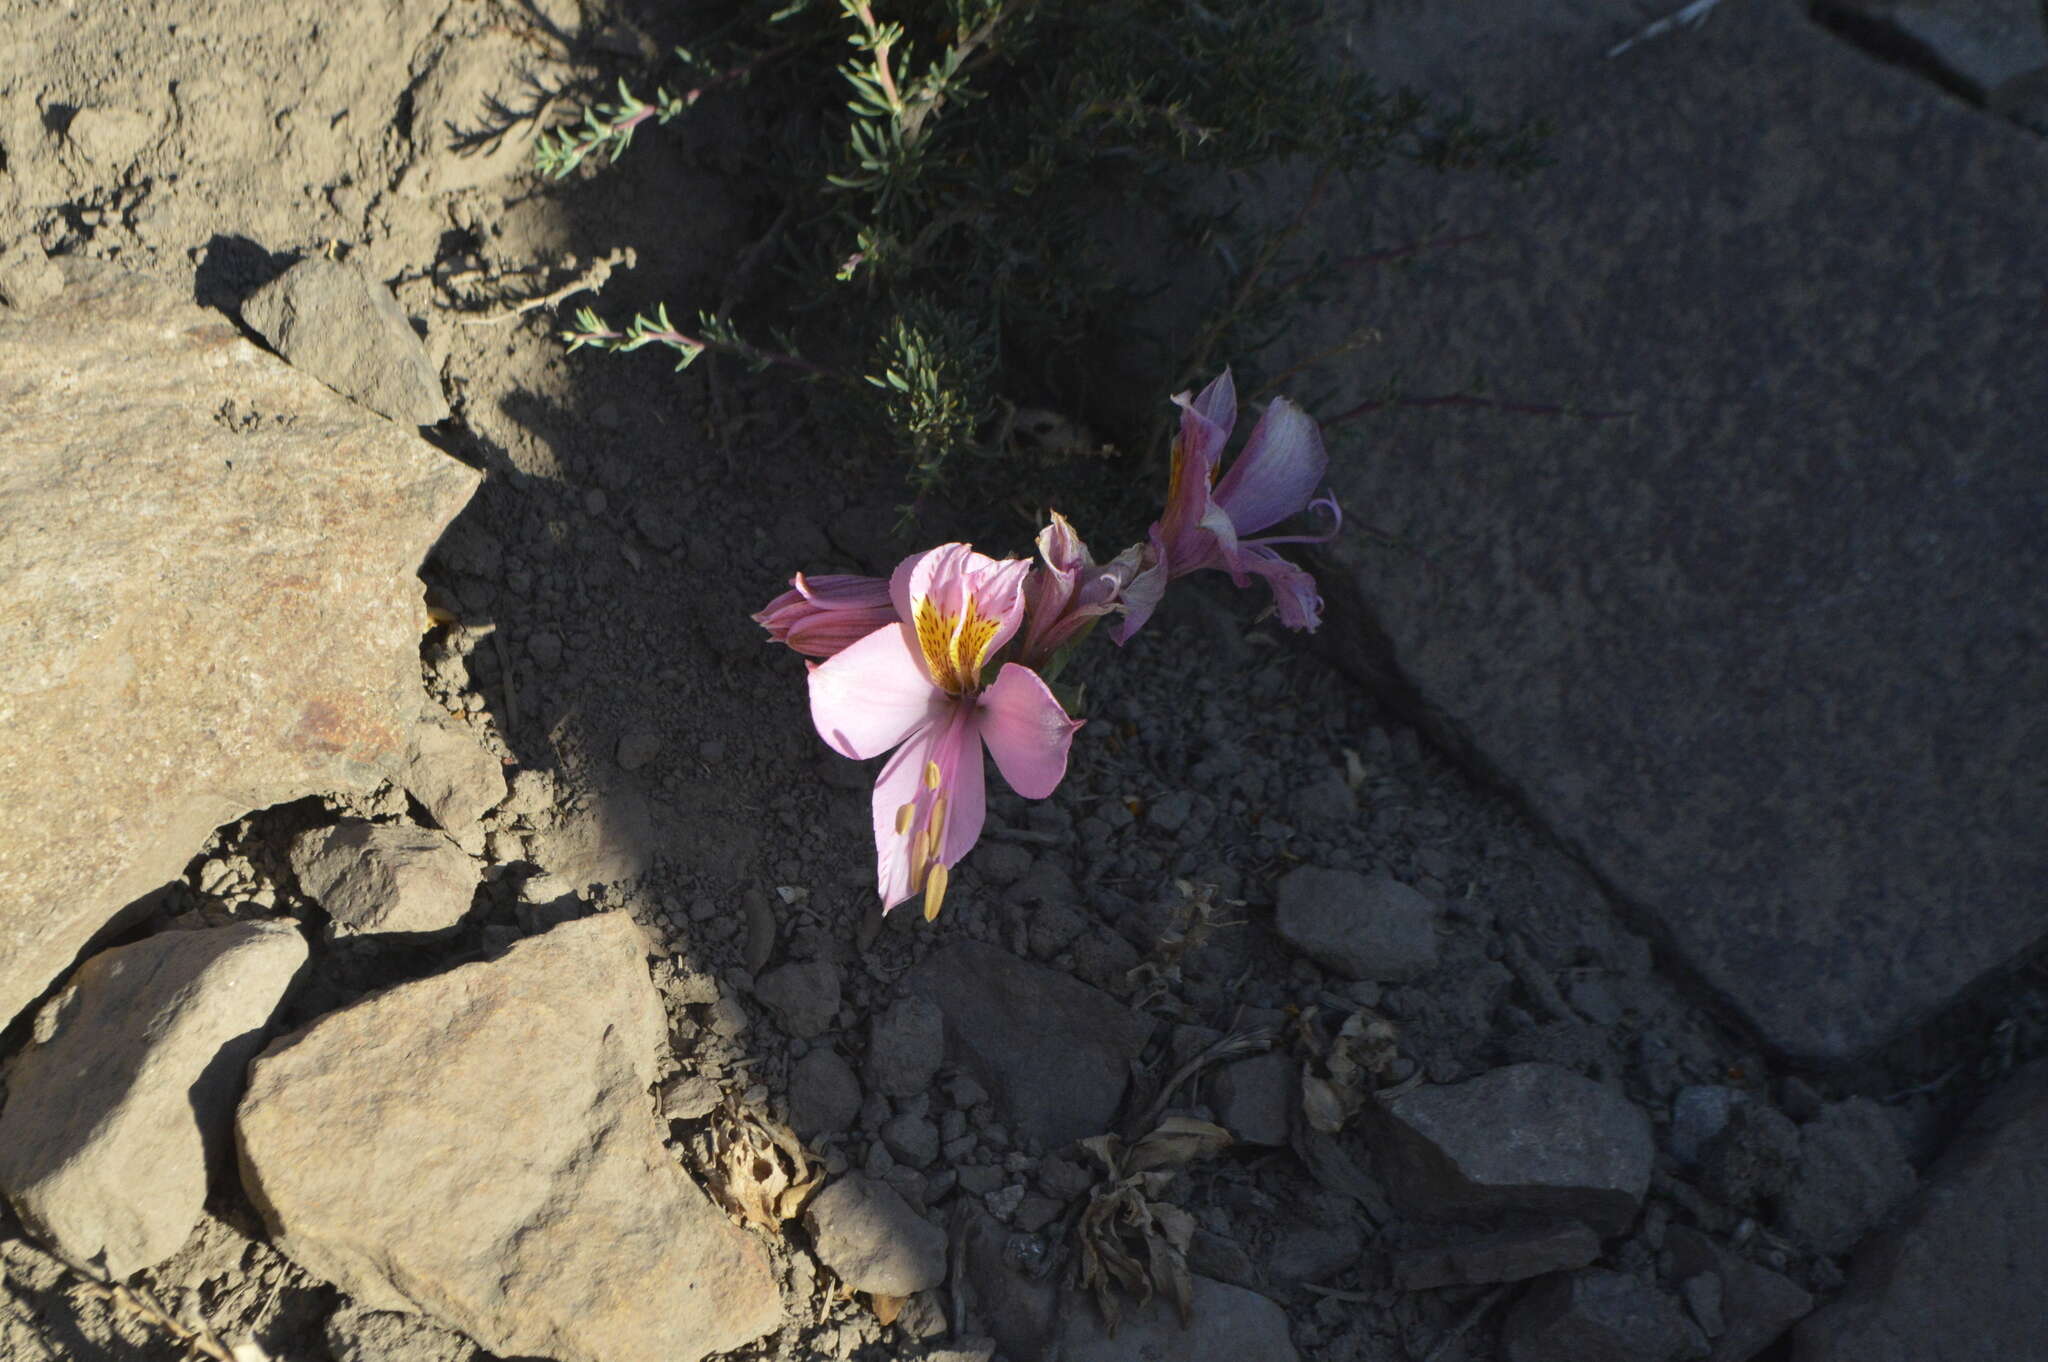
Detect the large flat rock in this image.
<box><xmin>237</xmin><ymin>912</ymin><xmax>781</xmax><ymax>1362</ymax></box>
<box><xmin>0</xmin><ymin>921</ymin><xmax>305</xmax><ymax>1275</ymax></box>
<box><xmin>0</xmin><ymin>262</ymin><xmax>480</xmax><ymax>1031</ymax></box>
<box><xmin>1794</xmin><ymin>1061</ymin><xmax>2048</xmax><ymax>1362</ymax></box>
<box><xmin>1313</xmin><ymin>0</ymin><xmax>2048</xmax><ymax>1060</ymax></box>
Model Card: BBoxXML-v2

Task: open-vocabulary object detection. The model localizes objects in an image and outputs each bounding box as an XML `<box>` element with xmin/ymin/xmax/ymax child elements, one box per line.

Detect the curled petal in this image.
<box><xmin>1238</xmin><ymin>545</ymin><xmax>1325</xmax><ymax>632</ymax></box>
<box><xmin>1184</xmin><ymin>369</ymin><xmax>1237</xmax><ymax>446</ymax></box>
<box><xmin>976</xmin><ymin>663</ymin><xmax>1082</xmax><ymax>799</ymax></box>
<box><xmin>807</xmin><ymin>624</ymin><xmax>945</xmax><ymax>759</ymax></box>
<box><xmin>755</xmin><ymin>572</ymin><xmax>898</xmax><ymax>658</ymax></box>
<box><xmin>1210</xmin><ymin>396</ymin><xmax>1327</xmax><ymax>537</ymax></box>
<box><xmin>1107</xmin><ymin>537</ymin><xmax>1171</xmax><ymax>646</ymax></box>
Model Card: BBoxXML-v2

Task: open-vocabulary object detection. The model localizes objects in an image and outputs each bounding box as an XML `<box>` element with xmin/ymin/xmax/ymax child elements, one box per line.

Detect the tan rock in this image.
<box><xmin>236</xmin><ymin>912</ymin><xmax>781</xmax><ymax>1362</ymax></box>
<box><xmin>0</xmin><ymin>921</ymin><xmax>306</xmax><ymax>1275</ymax></box>
<box><xmin>289</xmin><ymin>820</ymin><xmax>479</xmax><ymax>935</ymax></box>
<box><xmin>404</xmin><ymin>719</ymin><xmax>507</xmax><ymax>832</ymax></box>
<box><xmin>0</xmin><ymin>262</ymin><xmax>479</xmax><ymax>1031</ymax></box>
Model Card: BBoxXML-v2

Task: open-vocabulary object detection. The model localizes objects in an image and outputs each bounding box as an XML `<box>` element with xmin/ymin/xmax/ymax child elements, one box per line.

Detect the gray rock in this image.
<box><xmin>1680</xmin><ymin>1271</ymin><xmax>1724</xmax><ymax>1341</ymax></box>
<box><xmin>803</xmin><ymin>1175</ymin><xmax>947</xmax><ymax>1297</ymax></box>
<box><xmin>1267</xmin><ymin>1221</ymin><xmax>1363</xmax><ymax>1283</ymax></box>
<box><xmin>882</xmin><ymin>1112</ymin><xmax>941</xmax><ymax>1169</ymax></box>
<box><xmin>657</xmin><ymin>1073</ymin><xmax>720</xmax><ymax>1122</ymax></box>
<box><xmin>325</xmin><ymin>1303</ymin><xmax>478</xmax><ymax>1362</ymax></box>
<box><xmin>1212</xmin><ymin>1052</ymin><xmax>1296</xmax><ymax>1147</ymax></box>
<box><xmin>868</xmin><ymin>995</ymin><xmax>946</xmax><ymax>1098</ymax></box>
<box><xmin>959</xmin><ymin>1204</ymin><xmax>1061</xmax><ymax>1362</ymax></box>
<box><xmin>1775</xmin><ymin>1098</ymin><xmax>1916</xmax><ymax>1257</ymax></box>
<box><xmin>616</xmin><ymin>730</ymin><xmax>662</xmax><ymax>771</ymax></box>
<box><xmin>1319</xmin><ymin>0</ymin><xmax>2048</xmax><ymax>1062</ymax></box>
<box><xmin>289</xmin><ymin>819</ymin><xmax>478</xmax><ymax>935</ymax></box>
<box><xmin>1056</xmin><ymin>1275</ymin><xmax>1299</xmax><ymax>1362</ymax></box>
<box><xmin>241</xmin><ymin>257</ymin><xmax>448</xmax><ymax>425</ymax></box>
<box><xmin>971</xmin><ymin>841</ymin><xmax>1033</xmax><ymax>885</ymax></box>
<box><xmin>1669</xmin><ymin>1086</ymin><xmax>1744</xmax><ymax>1166</ymax></box>
<box><xmin>1291</xmin><ymin>769</ymin><xmax>1356</xmax><ymax>824</ymax></box>
<box><xmin>1795</xmin><ymin>1061</ymin><xmax>2048</xmax><ymax>1362</ymax></box>
<box><xmin>1821</xmin><ymin>0</ymin><xmax>2048</xmax><ymax>97</ymax></box>
<box><xmin>404</xmin><ymin>720</ymin><xmax>506</xmax><ymax>832</ymax></box>
<box><xmin>1504</xmin><ymin>1269</ymin><xmax>1707</xmax><ymax>1362</ymax></box>
<box><xmin>755</xmin><ymin>958</ymin><xmax>841</xmax><ymax>1039</ymax></box>
<box><xmin>1392</xmin><ymin>1221</ymin><xmax>1603</xmax><ymax>1292</ymax></box>
<box><xmin>790</xmin><ymin>1049</ymin><xmax>862</xmax><ymax>1141</ymax></box>
<box><xmin>1146</xmin><ymin>790</ymin><xmax>1195</xmax><ymax>833</ymax></box>
<box><xmin>1664</xmin><ymin>1228</ymin><xmax>1812</xmax><ymax>1362</ymax></box>
<box><xmin>0</xmin><ymin>262</ymin><xmax>478</xmax><ymax>1033</ymax></box>
<box><xmin>1371</xmin><ymin>1062</ymin><xmax>1653</xmax><ymax>1234</ymax></box>
<box><xmin>236</xmin><ymin>913</ymin><xmax>780</xmax><ymax>1362</ymax></box>
<box><xmin>907</xmin><ymin>941</ymin><xmax>1154</xmax><ymax>1149</ymax></box>
<box><xmin>1274</xmin><ymin>867</ymin><xmax>1441</xmax><ymax>982</ymax></box>
<box><xmin>1697</xmin><ymin>1101</ymin><xmax>1800</xmax><ymax>1207</ymax></box>
<box><xmin>0</xmin><ymin>922</ymin><xmax>305</xmax><ymax>1275</ymax></box>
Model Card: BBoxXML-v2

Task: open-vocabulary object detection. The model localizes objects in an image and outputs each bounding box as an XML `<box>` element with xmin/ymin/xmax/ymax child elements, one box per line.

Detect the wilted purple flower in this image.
<box><xmin>1115</xmin><ymin>369</ymin><xmax>1340</xmax><ymax>642</ymax></box>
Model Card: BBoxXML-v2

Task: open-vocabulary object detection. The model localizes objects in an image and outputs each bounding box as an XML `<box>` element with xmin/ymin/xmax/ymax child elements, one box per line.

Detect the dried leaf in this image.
<box><xmin>1301</xmin><ymin>1071</ymin><xmax>1349</xmax><ymax>1134</ymax></box>
<box><xmin>1128</xmin><ymin>1116</ymin><xmax>1232</xmax><ymax>1173</ymax></box>
<box><xmin>870</xmin><ymin>1292</ymin><xmax>906</xmax><ymax>1326</ymax></box>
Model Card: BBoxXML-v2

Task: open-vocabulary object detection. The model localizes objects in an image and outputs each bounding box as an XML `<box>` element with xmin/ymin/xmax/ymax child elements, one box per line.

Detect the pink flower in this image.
<box><xmin>808</xmin><ymin>544</ymin><xmax>1083</xmax><ymax>919</ymax></box>
<box><xmin>1015</xmin><ymin>512</ymin><xmax>1142</xmax><ymax>672</ymax></box>
<box><xmin>753</xmin><ymin>572</ymin><xmax>897</xmax><ymax>659</ymax></box>
<box><xmin>1114</xmin><ymin>369</ymin><xmax>1340</xmax><ymax>642</ymax></box>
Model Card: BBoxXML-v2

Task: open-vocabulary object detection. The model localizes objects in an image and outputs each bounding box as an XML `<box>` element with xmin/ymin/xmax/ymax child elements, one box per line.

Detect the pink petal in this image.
<box><xmin>796</xmin><ymin>572</ymin><xmax>893</xmax><ymax>608</ymax></box>
<box><xmin>782</xmin><ymin>608</ymin><xmax>893</xmax><ymax>659</ymax></box>
<box><xmin>870</xmin><ymin>729</ymin><xmax>936</xmax><ymax>912</ymax></box>
<box><xmin>868</xmin><ymin>702</ymin><xmax>985</xmax><ymax>913</ymax></box>
<box><xmin>976</xmin><ymin>663</ymin><xmax>1081</xmax><ymax>798</ymax></box>
<box><xmin>1107</xmin><ymin>538</ymin><xmax>1170</xmax><ymax>645</ymax></box>
<box><xmin>1186</xmin><ymin>369</ymin><xmax>1237</xmax><ymax>440</ymax></box>
<box><xmin>1210</xmin><ymin>396</ymin><xmax>1327</xmax><ymax>537</ymax></box>
<box><xmin>1238</xmin><ymin>545</ymin><xmax>1325</xmax><ymax>631</ymax></box>
<box><xmin>930</xmin><ymin>704</ymin><xmax>986</xmax><ymax>866</ymax></box>
<box><xmin>889</xmin><ymin>548</ymin><xmax>934</xmax><ymax>628</ymax></box>
<box><xmin>807</xmin><ymin>623</ymin><xmax>944</xmax><ymax>759</ymax></box>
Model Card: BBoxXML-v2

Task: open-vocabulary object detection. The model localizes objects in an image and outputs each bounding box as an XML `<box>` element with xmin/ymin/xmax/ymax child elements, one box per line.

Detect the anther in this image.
<box><xmin>922</xmin><ymin>862</ymin><xmax>950</xmax><ymax>921</ymax></box>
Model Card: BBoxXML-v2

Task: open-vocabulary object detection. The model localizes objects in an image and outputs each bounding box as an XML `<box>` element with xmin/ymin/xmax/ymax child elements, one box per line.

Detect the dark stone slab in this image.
<box><xmin>1312</xmin><ymin>0</ymin><xmax>2048</xmax><ymax>1060</ymax></box>
<box><xmin>1794</xmin><ymin>1061</ymin><xmax>2048</xmax><ymax>1362</ymax></box>
<box><xmin>1665</xmin><ymin>1227</ymin><xmax>1814</xmax><ymax>1362</ymax></box>
<box><xmin>1369</xmin><ymin>1062</ymin><xmax>1653</xmax><ymax>1234</ymax></box>
<box><xmin>907</xmin><ymin>940</ymin><xmax>1154</xmax><ymax>1149</ymax></box>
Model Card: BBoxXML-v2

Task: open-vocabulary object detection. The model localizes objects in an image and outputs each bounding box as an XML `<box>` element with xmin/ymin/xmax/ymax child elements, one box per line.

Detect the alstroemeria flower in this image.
<box><xmin>808</xmin><ymin>544</ymin><xmax>1082</xmax><ymax>919</ymax></box>
<box><xmin>1113</xmin><ymin>369</ymin><xmax>1340</xmax><ymax>643</ymax></box>
<box><xmin>1015</xmin><ymin>512</ymin><xmax>1142</xmax><ymax>671</ymax></box>
<box><xmin>754</xmin><ymin>572</ymin><xmax>897</xmax><ymax>659</ymax></box>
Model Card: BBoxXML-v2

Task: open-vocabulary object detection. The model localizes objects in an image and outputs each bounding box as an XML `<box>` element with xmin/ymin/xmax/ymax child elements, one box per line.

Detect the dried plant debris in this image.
<box><xmin>1127</xmin><ymin>878</ymin><xmax>1246</xmax><ymax>1012</ymax></box>
<box><xmin>1072</xmin><ymin>1116</ymin><xmax>1233</xmax><ymax>1333</ymax></box>
<box><xmin>1298</xmin><ymin>1005</ymin><xmax>1403</xmax><ymax>1135</ymax></box>
<box><xmin>697</xmin><ymin>1098</ymin><xmax>821</xmax><ymax>1232</ymax></box>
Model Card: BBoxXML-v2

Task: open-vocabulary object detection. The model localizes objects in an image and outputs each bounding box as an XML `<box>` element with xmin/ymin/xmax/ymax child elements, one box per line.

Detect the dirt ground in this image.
<box><xmin>3</xmin><ymin>2</ymin><xmax>2044</xmax><ymax>1360</ymax></box>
